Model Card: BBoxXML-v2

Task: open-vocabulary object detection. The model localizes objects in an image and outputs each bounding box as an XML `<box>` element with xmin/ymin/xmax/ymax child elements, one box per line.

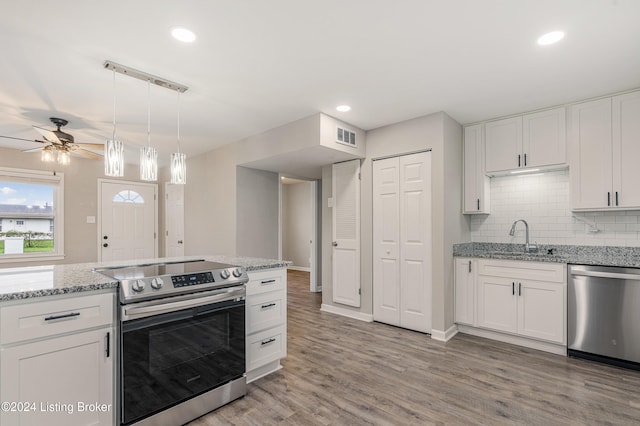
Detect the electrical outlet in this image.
<box><xmin>86</xmin><ymin>216</ymin><xmax>96</xmax><ymax>224</ymax></box>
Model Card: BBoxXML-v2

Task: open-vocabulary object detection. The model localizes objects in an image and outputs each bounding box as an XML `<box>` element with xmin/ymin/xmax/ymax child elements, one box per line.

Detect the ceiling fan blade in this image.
<box><xmin>75</xmin><ymin>148</ymin><xmax>103</xmax><ymax>160</ymax></box>
<box><xmin>0</xmin><ymin>135</ymin><xmax>45</xmax><ymax>143</ymax></box>
<box><xmin>74</xmin><ymin>142</ymin><xmax>105</xmax><ymax>150</ymax></box>
<box><xmin>22</xmin><ymin>147</ymin><xmax>45</xmax><ymax>153</ymax></box>
<box><xmin>33</xmin><ymin>125</ymin><xmax>61</xmax><ymax>144</ymax></box>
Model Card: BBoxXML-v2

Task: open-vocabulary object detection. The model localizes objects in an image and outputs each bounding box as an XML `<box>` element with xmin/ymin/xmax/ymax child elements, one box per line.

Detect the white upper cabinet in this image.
<box><xmin>485</xmin><ymin>116</ymin><xmax>522</xmax><ymax>173</ymax></box>
<box><xmin>570</xmin><ymin>91</ymin><xmax>640</xmax><ymax>210</ymax></box>
<box><xmin>463</xmin><ymin>124</ymin><xmax>490</xmax><ymax>214</ymax></box>
<box><xmin>522</xmin><ymin>108</ymin><xmax>566</xmax><ymax>168</ymax></box>
<box><xmin>570</xmin><ymin>98</ymin><xmax>613</xmax><ymax>209</ymax></box>
<box><xmin>485</xmin><ymin>108</ymin><xmax>566</xmax><ymax>174</ymax></box>
<box><xmin>612</xmin><ymin>91</ymin><xmax>640</xmax><ymax>208</ymax></box>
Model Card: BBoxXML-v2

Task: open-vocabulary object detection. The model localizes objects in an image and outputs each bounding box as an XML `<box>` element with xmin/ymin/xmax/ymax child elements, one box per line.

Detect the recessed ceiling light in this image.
<box><xmin>171</xmin><ymin>27</ymin><xmax>197</xmax><ymax>43</ymax></box>
<box><xmin>336</xmin><ymin>105</ymin><xmax>351</xmax><ymax>112</ymax></box>
<box><xmin>537</xmin><ymin>31</ymin><xmax>565</xmax><ymax>46</ymax></box>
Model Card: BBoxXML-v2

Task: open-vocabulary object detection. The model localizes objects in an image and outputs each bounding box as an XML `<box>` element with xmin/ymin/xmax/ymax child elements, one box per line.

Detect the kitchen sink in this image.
<box><xmin>484</xmin><ymin>251</ymin><xmax>566</xmax><ymax>259</ymax></box>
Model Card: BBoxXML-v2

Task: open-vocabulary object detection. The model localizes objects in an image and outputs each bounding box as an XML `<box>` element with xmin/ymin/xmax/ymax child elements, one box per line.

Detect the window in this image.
<box><xmin>113</xmin><ymin>190</ymin><xmax>145</xmax><ymax>203</ymax></box>
<box><xmin>0</xmin><ymin>167</ymin><xmax>64</xmax><ymax>262</ymax></box>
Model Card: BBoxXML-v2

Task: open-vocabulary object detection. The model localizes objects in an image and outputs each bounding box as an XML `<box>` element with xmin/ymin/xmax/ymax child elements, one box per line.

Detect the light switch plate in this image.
<box><xmin>328</xmin><ymin>197</ymin><xmax>334</xmax><ymax>208</ymax></box>
<box><xmin>86</xmin><ymin>216</ymin><xmax>96</xmax><ymax>224</ymax></box>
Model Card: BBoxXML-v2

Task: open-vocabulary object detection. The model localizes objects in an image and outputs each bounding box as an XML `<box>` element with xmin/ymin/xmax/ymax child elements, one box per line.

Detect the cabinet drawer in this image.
<box><xmin>247</xmin><ymin>291</ymin><xmax>286</xmax><ymax>334</ymax></box>
<box><xmin>246</xmin><ymin>325</ymin><xmax>287</xmax><ymax>372</ymax></box>
<box><xmin>246</xmin><ymin>269</ymin><xmax>286</xmax><ymax>296</ymax></box>
<box><xmin>1</xmin><ymin>293</ymin><xmax>114</xmax><ymax>345</ymax></box>
<box><xmin>478</xmin><ymin>259</ymin><xmax>565</xmax><ymax>283</ymax></box>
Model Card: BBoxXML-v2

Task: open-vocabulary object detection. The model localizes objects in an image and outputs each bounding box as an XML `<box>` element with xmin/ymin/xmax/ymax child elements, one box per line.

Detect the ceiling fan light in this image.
<box><xmin>57</xmin><ymin>150</ymin><xmax>71</xmax><ymax>166</ymax></box>
<box><xmin>105</xmin><ymin>139</ymin><xmax>124</xmax><ymax>177</ymax></box>
<box><xmin>140</xmin><ymin>146</ymin><xmax>158</xmax><ymax>181</ymax></box>
<box><xmin>41</xmin><ymin>147</ymin><xmax>55</xmax><ymax>163</ymax></box>
<box><xmin>170</xmin><ymin>152</ymin><xmax>187</xmax><ymax>184</ymax></box>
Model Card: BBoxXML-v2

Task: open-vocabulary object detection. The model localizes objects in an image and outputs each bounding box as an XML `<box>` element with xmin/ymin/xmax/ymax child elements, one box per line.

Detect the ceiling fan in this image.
<box><xmin>0</xmin><ymin>117</ymin><xmax>104</xmax><ymax>161</ymax></box>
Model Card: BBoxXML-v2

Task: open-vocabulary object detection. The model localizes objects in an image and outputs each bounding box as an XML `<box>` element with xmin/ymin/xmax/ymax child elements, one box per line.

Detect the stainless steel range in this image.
<box><xmin>97</xmin><ymin>259</ymin><xmax>248</xmax><ymax>426</ymax></box>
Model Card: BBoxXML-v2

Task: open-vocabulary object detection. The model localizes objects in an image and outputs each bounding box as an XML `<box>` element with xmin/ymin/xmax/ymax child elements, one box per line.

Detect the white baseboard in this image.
<box><xmin>457</xmin><ymin>324</ymin><xmax>567</xmax><ymax>356</ymax></box>
<box><xmin>320</xmin><ymin>303</ymin><xmax>373</xmax><ymax>322</ymax></box>
<box><xmin>287</xmin><ymin>266</ymin><xmax>311</xmax><ymax>272</ymax></box>
<box><xmin>430</xmin><ymin>324</ymin><xmax>458</xmax><ymax>342</ymax></box>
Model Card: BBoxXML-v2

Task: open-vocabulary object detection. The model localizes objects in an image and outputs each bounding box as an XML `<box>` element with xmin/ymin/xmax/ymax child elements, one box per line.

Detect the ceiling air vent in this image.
<box><xmin>336</xmin><ymin>126</ymin><xmax>357</xmax><ymax>147</ymax></box>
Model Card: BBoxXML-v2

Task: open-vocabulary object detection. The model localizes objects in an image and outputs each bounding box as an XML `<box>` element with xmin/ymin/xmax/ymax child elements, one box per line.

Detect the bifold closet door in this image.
<box><xmin>373</xmin><ymin>151</ymin><xmax>431</xmax><ymax>333</ymax></box>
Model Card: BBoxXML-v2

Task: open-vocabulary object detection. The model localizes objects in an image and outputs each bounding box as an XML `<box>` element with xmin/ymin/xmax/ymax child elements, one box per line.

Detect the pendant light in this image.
<box><xmin>140</xmin><ymin>79</ymin><xmax>157</xmax><ymax>181</ymax></box>
<box><xmin>170</xmin><ymin>91</ymin><xmax>186</xmax><ymax>184</ymax></box>
<box><xmin>105</xmin><ymin>68</ymin><xmax>124</xmax><ymax>177</ymax></box>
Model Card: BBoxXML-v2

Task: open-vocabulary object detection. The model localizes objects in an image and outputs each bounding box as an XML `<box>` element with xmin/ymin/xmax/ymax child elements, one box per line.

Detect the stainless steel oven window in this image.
<box><xmin>120</xmin><ymin>298</ymin><xmax>245</xmax><ymax>425</ymax></box>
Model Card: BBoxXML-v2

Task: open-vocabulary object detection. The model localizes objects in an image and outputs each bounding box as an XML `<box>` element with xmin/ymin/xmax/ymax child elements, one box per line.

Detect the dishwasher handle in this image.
<box><xmin>570</xmin><ymin>269</ymin><xmax>640</xmax><ymax>281</ymax></box>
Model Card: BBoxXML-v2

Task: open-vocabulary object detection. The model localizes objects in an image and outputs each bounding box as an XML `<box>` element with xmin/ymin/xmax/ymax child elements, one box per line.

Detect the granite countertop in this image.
<box><xmin>454</xmin><ymin>242</ymin><xmax>640</xmax><ymax>268</ymax></box>
<box><xmin>0</xmin><ymin>255</ymin><xmax>291</xmax><ymax>302</ymax></box>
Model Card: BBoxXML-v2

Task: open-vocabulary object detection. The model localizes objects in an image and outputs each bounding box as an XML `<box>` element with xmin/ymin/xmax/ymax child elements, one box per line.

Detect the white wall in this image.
<box><xmin>186</xmin><ymin>113</ymin><xmax>363</xmax><ymax>260</ymax></box>
<box><xmin>321</xmin><ymin>111</ymin><xmax>469</xmax><ymax>333</ymax></box>
<box><xmin>0</xmin><ymin>146</ymin><xmax>158</xmax><ymax>267</ymax></box>
<box><xmin>281</xmin><ymin>181</ymin><xmax>311</xmax><ymax>268</ymax></box>
<box><xmin>236</xmin><ymin>166</ymin><xmax>280</xmax><ymax>259</ymax></box>
<box><xmin>470</xmin><ymin>169</ymin><xmax>640</xmax><ymax>247</ymax></box>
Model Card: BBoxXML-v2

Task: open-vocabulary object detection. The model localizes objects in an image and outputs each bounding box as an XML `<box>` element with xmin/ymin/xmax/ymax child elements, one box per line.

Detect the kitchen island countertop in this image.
<box><xmin>0</xmin><ymin>255</ymin><xmax>291</xmax><ymax>302</ymax></box>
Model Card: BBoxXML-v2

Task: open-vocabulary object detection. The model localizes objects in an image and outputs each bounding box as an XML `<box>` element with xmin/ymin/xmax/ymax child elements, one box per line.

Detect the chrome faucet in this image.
<box><xmin>509</xmin><ymin>219</ymin><xmax>538</xmax><ymax>253</ymax></box>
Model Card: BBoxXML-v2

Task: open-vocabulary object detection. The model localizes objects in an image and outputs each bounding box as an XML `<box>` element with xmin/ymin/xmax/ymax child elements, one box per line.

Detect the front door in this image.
<box><xmin>165</xmin><ymin>183</ymin><xmax>185</xmax><ymax>257</ymax></box>
<box><xmin>99</xmin><ymin>180</ymin><xmax>157</xmax><ymax>262</ymax></box>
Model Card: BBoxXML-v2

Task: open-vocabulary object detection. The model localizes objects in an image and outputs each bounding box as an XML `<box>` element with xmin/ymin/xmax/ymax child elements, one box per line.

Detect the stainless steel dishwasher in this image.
<box><xmin>568</xmin><ymin>264</ymin><xmax>640</xmax><ymax>369</ymax></box>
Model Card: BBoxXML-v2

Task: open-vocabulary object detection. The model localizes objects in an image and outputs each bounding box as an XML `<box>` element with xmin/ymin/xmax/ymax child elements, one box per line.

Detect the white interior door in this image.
<box><xmin>373</xmin><ymin>157</ymin><xmax>401</xmax><ymax>325</ymax></box>
<box><xmin>332</xmin><ymin>160</ymin><xmax>360</xmax><ymax>307</ymax></box>
<box><xmin>310</xmin><ymin>180</ymin><xmax>319</xmax><ymax>292</ymax></box>
<box><xmin>373</xmin><ymin>151</ymin><xmax>431</xmax><ymax>333</ymax></box>
<box><xmin>399</xmin><ymin>151</ymin><xmax>431</xmax><ymax>332</ymax></box>
<box><xmin>99</xmin><ymin>180</ymin><xmax>157</xmax><ymax>262</ymax></box>
<box><xmin>165</xmin><ymin>183</ymin><xmax>185</xmax><ymax>257</ymax></box>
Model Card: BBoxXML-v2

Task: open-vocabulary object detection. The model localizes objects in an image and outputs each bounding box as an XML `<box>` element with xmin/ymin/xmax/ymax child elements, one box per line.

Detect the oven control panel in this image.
<box><xmin>172</xmin><ymin>272</ymin><xmax>215</xmax><ymax>287</ymax></box>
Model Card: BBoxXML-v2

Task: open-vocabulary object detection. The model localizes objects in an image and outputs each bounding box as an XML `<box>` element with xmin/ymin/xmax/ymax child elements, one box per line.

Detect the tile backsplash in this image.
<box><xmin>470</xmin><ymin>169</ymin><xmax>640</xmax><ymax>247</ymax></box>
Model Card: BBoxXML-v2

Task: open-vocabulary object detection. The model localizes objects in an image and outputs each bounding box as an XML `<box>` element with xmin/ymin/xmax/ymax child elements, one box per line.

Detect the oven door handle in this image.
<box><xmin>123</xmin><ymin>287</ymin><xmax>245</xmax><ymax>320</ymax></box>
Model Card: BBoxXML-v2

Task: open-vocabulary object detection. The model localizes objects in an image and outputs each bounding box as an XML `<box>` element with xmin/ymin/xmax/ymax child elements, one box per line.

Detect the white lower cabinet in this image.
<box><xmin>455</xmin><ymin>258</ymin><xmax>566</xmax><ymax>354</ymax></box>
<box><xmin>454</xmin><ymin>258</ymin><xmax>476</xmax><ymax>325</ymax></box>
<box><xmin>0</xmin><ymin>292</ymin><xmax>114</xmax><ymax>426</ymax></box>
<box><xmin>245</xmin><ymin>268</ymin><xmax>287</xmax><ymax>383</ymax></box>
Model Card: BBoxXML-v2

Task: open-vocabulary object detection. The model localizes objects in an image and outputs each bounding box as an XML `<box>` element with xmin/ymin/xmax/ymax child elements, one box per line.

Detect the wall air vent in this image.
<box><xmin>336</xmin><ymin>126</ymin><xmax>357</xmax><ymax>148</ymax></box>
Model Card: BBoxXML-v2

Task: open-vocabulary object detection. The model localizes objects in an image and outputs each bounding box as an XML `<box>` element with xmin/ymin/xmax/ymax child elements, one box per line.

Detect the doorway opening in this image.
<box><xmin>279</xmin><ymin>175</ymin><xmax>321</xmax><ymax>293</ymax></box>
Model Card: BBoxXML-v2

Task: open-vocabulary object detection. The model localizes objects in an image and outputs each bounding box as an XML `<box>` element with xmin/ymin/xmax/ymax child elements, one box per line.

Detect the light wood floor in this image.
<box><xmin>190</xmin><ymin>270</ymin><xmax>640</xmax><ymax>425</ymax></box>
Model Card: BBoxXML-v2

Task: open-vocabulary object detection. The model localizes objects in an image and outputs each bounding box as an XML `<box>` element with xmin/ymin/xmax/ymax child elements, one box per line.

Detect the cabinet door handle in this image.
<box><xmin>616</xmin><ymin>191</ymin><xmax>619</xmax><ymax>206</ymax></box>
<box><xmin>261</xmin><ymin>338</ymin><xmax>276</xmax><ymax>346</ymax></box>
<box><xmin>477</xmin><ymin>198</ymin><xmax>480</xmax><ymax>211</ymax></box>
<box><xmin>518</xmin><ymin>154</ymin><xmax>521</xmax><ymax>167</ymax></box>
<box><xmin>261</xmin><ymin>303</ymin><xmax>277</xmax><ymax>309</ymax></box>
<box><xmin>45</xmin><ymin>312</ymin><xmax>80</xmax><ymax>321</ymax></box>
<box><xmin>261</xmin><ymin>279</ymin><xmax>276</xmax><ymax>285</ymax></box>
<box><xmin>518</xmin><ymin>282</ymin><xmax>522</xmax><ymax>296</ymax></box>
<box><xmin>608</xmin><ymin>192</ymin><xmax>611</xmax><ymax>206</ymax></box>
<box><xmin>512</xmin><ymin>282</ymin><xmax>515</xmax><ymax>295</ymax></box>
<box><xmin>524</xmin><ymin>153</ymin><xmax>527</xmax><ymax>166</ymax></box>
<box><xmin>468</xmin><ymin>260</ymin><xmax>472</xmax><ymax>273</ymax></box>
<box><xmin>105</xmin><ymin>332</ymin><xmax>110</xmax><ymax>358</ymax></box>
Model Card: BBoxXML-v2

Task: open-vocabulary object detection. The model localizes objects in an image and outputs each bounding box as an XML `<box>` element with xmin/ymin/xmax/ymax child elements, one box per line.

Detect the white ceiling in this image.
<box><xmin>1</xmin><ymin>0</ymin><xmax>639</xmax><ymax>170</ymax></box>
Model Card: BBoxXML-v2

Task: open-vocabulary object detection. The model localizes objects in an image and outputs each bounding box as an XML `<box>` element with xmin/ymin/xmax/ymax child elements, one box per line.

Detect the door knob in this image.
<box><xmin>332</xmin><ymin>241</ymin><xmax>338</xmax><ymax>247</ymax></box>
<box><xmin>103</xmin><ymin>243</ymin><xmax>108</xmax><ymax>248</ymax></box>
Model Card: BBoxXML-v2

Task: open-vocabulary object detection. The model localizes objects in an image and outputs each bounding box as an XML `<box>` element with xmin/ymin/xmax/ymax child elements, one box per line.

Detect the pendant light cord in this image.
<box><xmin>147</xmin><ymin>79</ymin><xmax>151</xmax><ymax>147</ymax></box>
<box><xmin>177</xmin><ymin>91</ymin><xmax>181</xmax><ymax>153</ymax></box>
<box><xmin>112</xmin><ymin>68</ymin><xmax>117</xmax><ymax>141</ymax></box>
